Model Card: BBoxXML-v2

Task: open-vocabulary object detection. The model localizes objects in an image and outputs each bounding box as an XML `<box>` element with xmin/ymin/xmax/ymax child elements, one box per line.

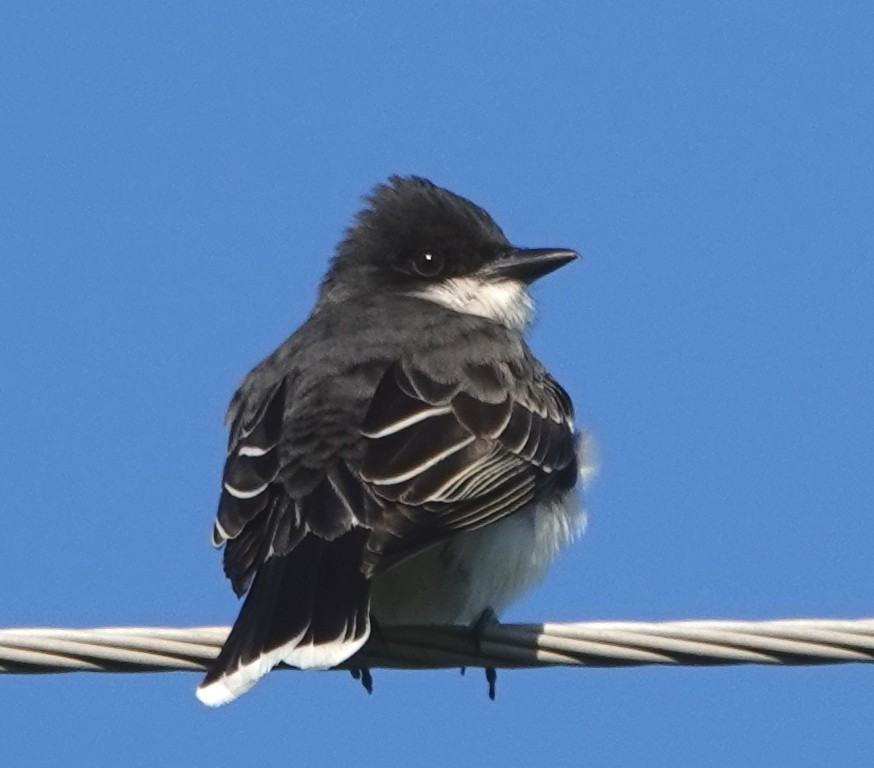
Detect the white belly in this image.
<box><xmin>369</xmin><ymin>489</ymin><xmax>585</xmax><ymax>625</ymax></box>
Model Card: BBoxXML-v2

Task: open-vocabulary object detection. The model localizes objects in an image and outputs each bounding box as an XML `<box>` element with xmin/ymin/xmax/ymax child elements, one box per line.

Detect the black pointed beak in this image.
<box><xmin>482</xmin><ymin>248</ymin><xmax>580</xmax><ymax>284</ymax></box>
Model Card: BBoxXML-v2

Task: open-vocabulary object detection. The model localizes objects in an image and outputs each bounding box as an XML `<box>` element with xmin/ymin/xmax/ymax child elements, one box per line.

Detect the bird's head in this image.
<box><xmin>319</xmin><ymin>176</ymin><xmax>578</xmax><ymax>330</ymax></box>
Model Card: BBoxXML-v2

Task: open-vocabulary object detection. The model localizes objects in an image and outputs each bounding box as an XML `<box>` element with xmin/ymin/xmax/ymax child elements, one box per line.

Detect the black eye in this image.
<box><xmin>411</xmin><ymin>251</ymin><xmax>445</xmax><ymax>278</ymax></box>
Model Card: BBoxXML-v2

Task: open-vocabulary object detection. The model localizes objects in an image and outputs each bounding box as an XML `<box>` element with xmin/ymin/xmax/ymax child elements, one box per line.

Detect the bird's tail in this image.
<box><xmin>196</xmin><ymin>530</ymin><xmax>371</xmax><ymax>706</ymax></box>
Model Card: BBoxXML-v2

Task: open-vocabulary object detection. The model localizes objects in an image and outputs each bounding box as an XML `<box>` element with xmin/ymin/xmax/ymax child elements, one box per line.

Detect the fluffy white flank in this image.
<box><xmin>370</xmin><ymin>488</ymin><xmax>585</xmax><ymax>626</ymax></box>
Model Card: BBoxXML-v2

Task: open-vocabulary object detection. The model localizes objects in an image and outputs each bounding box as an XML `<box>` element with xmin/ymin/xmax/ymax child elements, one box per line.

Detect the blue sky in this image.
<box><xmin>2</xmin><ymin>2</ymin><xmax>873</xmax><ymax>765</ymax></box>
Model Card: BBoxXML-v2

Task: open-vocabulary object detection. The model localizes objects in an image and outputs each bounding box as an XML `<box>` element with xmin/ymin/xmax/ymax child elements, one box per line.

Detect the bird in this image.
<box><xmin>196</xmin><ymin>175</ymin><xmax>587</xmax><ymax>706</ymax></box>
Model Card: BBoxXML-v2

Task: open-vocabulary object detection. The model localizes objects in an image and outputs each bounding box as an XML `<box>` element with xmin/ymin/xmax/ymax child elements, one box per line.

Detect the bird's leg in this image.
<box><xmin>471</xmin><ymin>607</ymin><xmax>499</xmax><ymax>700</ymax></box>
<box><xmin>472</xmin><ymin>607</ymin><xmax>499</xmax><ymax>652</ymax></box>
<box><xmin>369</xmin><ymin>615</ymin><xmax>387</xmax><ymax>646</ymax></box>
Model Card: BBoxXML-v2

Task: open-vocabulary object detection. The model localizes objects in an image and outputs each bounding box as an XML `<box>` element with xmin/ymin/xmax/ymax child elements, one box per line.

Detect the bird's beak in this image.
<box><xmin>482</xmin><ymin>248</ymin><xmax>580</xmax><ymax>284</ymax></box>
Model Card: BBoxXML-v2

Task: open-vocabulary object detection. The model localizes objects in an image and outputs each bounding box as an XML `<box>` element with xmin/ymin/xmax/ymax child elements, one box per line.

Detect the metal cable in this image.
<box><xmin>2</xmin><ymin>618</ymin><xmax>874</xmax><ymax>675</ymax></box>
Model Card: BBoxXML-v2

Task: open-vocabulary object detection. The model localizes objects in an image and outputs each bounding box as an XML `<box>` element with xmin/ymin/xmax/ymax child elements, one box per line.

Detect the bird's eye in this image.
<box><xmin>411</xmin><ymin>251</ymin><xmax>445</xmax><ymax>278</ymax></box>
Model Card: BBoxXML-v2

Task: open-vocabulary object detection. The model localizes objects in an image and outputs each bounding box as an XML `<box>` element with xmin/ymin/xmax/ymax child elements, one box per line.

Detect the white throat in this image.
<box><xmin>414</xmin><ymin>277</ymin><xmax>534</xmax><ymax>331</ymax></box>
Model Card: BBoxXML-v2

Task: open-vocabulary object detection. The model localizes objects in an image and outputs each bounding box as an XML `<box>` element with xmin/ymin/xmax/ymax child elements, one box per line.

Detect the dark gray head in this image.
<box><xmin>318</xmin><ymin>176</ymin><xmax>578</xmax><ymax>329</ymax></box>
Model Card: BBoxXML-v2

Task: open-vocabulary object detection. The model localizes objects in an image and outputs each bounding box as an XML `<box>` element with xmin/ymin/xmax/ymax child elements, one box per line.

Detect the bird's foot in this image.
<box><xmin>470</xmin><ymin>607</ymin><xmax>499</xmax><ymax>700</ymax></box>
<box><xmin>485</xmin><ymin>667</ymin><xmax>497</xmax><ymax>701</ymax></box>
<box><xmin>349</xmin><ymin>668</ymin><xmax>373</xmax><ymax>695</ymax></box>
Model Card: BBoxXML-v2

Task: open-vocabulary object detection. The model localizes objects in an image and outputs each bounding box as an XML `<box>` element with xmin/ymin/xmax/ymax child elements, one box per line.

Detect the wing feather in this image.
<box><xmin>214</xmin><ymin>381</ymin><xmax>287</xmax><ymax>543</ymax></box>
<box><xmin>359</xmin><ymin>359</ymin><xmax>577</xmax><ymax>575</ymax></box>
<box><xmin>211</xmin><ymin>353</ymin><xmax>577</xmax><ymax>590</ymax></box>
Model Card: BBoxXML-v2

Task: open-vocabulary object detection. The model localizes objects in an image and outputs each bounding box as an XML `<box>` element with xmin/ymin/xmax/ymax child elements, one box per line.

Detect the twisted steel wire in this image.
<box><xmin>2</xmin><ymin>618</ymin><xmax>874</xmax><ymax>675</ymax></box>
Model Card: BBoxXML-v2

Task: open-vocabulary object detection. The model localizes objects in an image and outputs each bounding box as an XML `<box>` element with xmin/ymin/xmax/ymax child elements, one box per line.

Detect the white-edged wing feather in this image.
<box><xmin>359</xmin><ymin>359</ymin><xmax>578</xmax><ymax>575</ymax></box>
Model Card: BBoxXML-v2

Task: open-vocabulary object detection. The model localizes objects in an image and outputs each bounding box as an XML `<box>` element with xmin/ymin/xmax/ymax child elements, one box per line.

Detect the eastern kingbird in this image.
<box><xmin>197</xmin><ymin>176</ymin><xmax>586</xmax><ymax>706</ymax></box>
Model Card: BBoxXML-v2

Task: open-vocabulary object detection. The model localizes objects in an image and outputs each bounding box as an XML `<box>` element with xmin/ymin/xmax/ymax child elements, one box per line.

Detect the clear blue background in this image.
<box><xmin>2</xmin><ymin>2</ymin><xmax>873</xmax><ymax>766</ymax></box>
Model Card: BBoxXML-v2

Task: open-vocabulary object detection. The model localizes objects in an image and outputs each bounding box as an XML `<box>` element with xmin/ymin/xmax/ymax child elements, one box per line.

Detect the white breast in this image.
<box><xmin>369</xmin><ymin>488</ymin><xmax>586</xmax><ymax>625</ymax></box>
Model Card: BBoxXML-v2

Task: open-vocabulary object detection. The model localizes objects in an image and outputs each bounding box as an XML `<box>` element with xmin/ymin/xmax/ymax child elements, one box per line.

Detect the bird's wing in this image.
<box><xmin>212</xmin><ymin>377</ymin><xmax>376</xmax><ymax>597</ymax></box>
<box><xmin>358</xmin><ymin>357</ymin><xmax>578</xmax><ymax>576</ymax></box>
<box><xmin>201</xmin><ymin>374</ymin><xmax>378</xmax><ymax>704</ymax></box>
